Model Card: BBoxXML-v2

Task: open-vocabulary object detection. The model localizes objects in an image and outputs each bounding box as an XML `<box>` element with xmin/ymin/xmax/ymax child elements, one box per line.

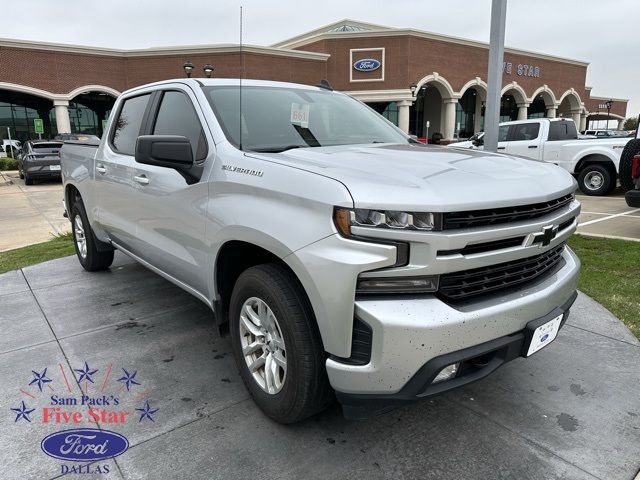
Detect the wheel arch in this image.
<box><xmin>574</xmin><ymin>153</ymin><xmax>616</xmax><ymax>175</ymax></box>
<box><xmin>213</xmin><ymin>237</ymin><xmax>320</xmax><ymax>347</ymax></box>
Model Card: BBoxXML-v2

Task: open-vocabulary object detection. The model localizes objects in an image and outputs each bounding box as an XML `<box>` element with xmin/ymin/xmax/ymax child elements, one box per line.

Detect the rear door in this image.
<box><xmin>95</xmin><ymin>92</ymin><xmax>152</xmax><ymax>250</ymax></box>
<box><xmin>505</xmin><ymin>122</ymin><xmax>542</xmax><ymax>159</ymax></box>
<box><xmin>127</xmin><ymin>86</ymin><xmax>212</xmax><ymax>294</ymax></box>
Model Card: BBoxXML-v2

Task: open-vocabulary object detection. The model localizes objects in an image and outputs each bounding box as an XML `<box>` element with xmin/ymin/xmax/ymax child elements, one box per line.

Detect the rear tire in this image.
<box><xmin>71</xmin><ymin>201</ymin><xmax>114</xmax><ymax>271</ymax></box>
<box><xmin>578</xmin><ymin>164</ymin><xmax>612</xmax><ymax>196</ymax></box>
<box><xmin>18</xmin><ymin>166</ymin><xmax>24</xmax><ymax>179</ymax></box>
<box><xmin>229</xmin><ymin>263</ymin><xmax>332</xmax><ymax>424</ymax></box>
<box><xmin>620</xmin><ymin>139</ymin><xmax>640</xmax><ymax>192</ymax></box>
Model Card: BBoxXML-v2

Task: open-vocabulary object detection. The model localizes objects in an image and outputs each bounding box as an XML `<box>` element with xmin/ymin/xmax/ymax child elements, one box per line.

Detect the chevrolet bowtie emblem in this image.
<box><xmin>529</xmin><ymin>225</ymin><xmax>559</xmax><ymax>248</ymax></box>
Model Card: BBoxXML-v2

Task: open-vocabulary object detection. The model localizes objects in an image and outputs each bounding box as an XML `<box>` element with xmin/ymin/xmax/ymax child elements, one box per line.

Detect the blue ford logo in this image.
<box><xmin>353</xmin><ymin>58</ymin><xmax>381</xmax><ymax>72</ymax></box>
<box><xmin>540</xmin><ymin>333</ymin><xmax>549</xmax><ymax>342</ymax></box>
<box><xmin>41</xmin><ymin>428</ymin><xmax>129</xmax><ymax>462</ymax></box>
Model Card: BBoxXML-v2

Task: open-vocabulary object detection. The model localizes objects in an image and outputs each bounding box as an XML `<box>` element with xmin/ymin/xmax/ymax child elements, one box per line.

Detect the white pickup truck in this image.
<box><xmin>451</xmin><ymin>118</ymin><xmax>631</xmax><ymax>196</ymax></box>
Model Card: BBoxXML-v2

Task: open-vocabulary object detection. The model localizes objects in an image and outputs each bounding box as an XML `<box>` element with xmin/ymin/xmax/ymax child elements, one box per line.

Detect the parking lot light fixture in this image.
<box><xmin>183</xmin><ymin>61</ymin><xmax>194</xmax><ymax>78</ymax></box>
<box><xmin>203</xmin><ymin>64</ymin><xmax>214</xmax><ymax>78</ymax></box>
<box><xmin>605</xmin><ymin>99</ymin><xmax>613</xmax><ymax>129</ymax></box>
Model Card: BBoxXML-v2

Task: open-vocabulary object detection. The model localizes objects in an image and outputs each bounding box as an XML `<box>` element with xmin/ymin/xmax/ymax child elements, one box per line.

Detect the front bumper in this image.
<box><xmin>326</xmin><ymin>246</ymin><xmax>580</xmax><ymax>397</ymax></box>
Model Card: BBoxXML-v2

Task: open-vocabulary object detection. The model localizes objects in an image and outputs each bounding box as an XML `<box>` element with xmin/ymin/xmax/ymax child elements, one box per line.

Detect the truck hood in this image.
<box><xmin>247</xmin><ymin>143</ymin><xmax>576</xmax><ymax>211</ymax></box>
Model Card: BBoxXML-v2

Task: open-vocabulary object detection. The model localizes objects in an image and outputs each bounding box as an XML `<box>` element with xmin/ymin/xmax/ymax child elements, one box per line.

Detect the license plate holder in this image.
<box><xmin>49</xmin><ymin>165</ymin><xmax>61</xmax><ymax>171</ymax></box>
<box><xmin>523</xmin><ymin>312</ymin><xmax>564</xmax><ymax>357</ymax></box>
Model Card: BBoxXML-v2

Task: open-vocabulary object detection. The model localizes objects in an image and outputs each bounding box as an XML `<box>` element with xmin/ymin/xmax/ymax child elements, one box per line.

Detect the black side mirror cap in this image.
<box><xmin>135</xmin><ymin>135</ymin><xmax>194</xmax><ymax>168</ymax></box>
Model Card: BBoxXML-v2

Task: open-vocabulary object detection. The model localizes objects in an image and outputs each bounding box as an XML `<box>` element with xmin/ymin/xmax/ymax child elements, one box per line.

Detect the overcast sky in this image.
<box><xmin>4</xmin><ymin>0</ymin><xmax>639</xmax><ymax>121</ymax></box>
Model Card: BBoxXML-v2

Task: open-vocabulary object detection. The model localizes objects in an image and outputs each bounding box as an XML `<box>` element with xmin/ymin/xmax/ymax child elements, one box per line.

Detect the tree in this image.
<box><xmin>623</xmin><ymin>117</ymin><xmax>638</xmax><ymax>131</ymax></box>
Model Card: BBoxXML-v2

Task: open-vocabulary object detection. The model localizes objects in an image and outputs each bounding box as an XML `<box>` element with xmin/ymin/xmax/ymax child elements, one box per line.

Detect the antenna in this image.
<box><xmin>239</xmin><ymin>5</ymin><xmax>244</xmax><ymax>151</ymax></box>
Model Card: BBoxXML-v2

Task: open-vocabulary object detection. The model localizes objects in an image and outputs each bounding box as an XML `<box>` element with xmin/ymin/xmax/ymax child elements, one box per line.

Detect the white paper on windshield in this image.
<box><xmin>290</xmin><ymin>103</ymin><xmax>310</xmax><ymax>128</ymax></box>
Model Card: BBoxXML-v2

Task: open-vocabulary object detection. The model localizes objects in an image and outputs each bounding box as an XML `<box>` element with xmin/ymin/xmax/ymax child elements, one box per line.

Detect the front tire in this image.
<box><xmin>71</xmin><ymin>201</ymin><xmax>114</xmax><ymax>271</ymax></box>
<box><xmin>578</xmin><ymin>164</ymin><xmax>612</xmax><ymax>196</ymax></box>
<box><xmin>620</xmin><ymin>139</ymin><xmax>640</xmax><ymax>192</ymax></box>
<box><xmin>229</xmin><ymin>263</ymin><xmax>332</xmax><ymax>424</ymax></box>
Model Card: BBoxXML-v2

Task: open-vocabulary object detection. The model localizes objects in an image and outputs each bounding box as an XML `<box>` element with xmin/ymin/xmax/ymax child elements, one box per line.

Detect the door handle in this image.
<box><xmin>134</xmin><ymin>174</ymin><xmax>149</xmax><ymax>185</ymax></box>
<box><xmin>497</xmin><ymin>147</ymin><xmax>505</xmax><ymax>150</ymax></box>
<box><xmin>96</xmin><ymin>165</ymin><xmax>106</xmax><ymax>174</ymax></box>
<box><xmin>528</xmin><ymin>145</ymin><xmax>538</xmax><ymax>149</ymax></box>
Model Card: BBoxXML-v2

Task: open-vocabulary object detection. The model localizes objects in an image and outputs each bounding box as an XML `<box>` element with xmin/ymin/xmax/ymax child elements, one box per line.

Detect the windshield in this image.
<box><xmin>203</xmin><ymin>86</ymin><xmax>408</xmax><ymax>152</ymax></box>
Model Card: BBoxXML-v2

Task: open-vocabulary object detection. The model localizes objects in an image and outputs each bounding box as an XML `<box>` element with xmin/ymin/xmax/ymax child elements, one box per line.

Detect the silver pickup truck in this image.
<box><xmin>61</xmin><ymin>78</ymin><xmax>581</xmax><ymax>423</ymax></box>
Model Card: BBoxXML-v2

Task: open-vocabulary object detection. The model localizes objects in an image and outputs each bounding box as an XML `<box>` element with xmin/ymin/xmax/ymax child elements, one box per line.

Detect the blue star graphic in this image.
<box><xmin>117</xmin><ymin>368</ymin><xmax>141</xmax><ymax>391</ymax></box>
<box><xmin>135</xmin><ymin>401</ymin><xmax>159</xmax><ymax>422</ymax></box>
<box><xmin>11</xmin><ymin>401</ymin><xmax>35</xmax><ymax>423</ymax></box>
<box><xmin>74</xmin><ymin>361</ymin><xmax>98</xmax><ymax>384</ymax></box>
<box><xmin>29</xmin><ymin>367</ymin><xmax>52</xmax><ymax>392</ymax></box>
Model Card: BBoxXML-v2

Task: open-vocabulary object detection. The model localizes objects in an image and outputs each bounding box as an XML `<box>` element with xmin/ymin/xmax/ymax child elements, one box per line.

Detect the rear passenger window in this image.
<box><xmin>153</xmin><ymin>91</ymin><xmax>207</xmax><ymax>161</ymax></box>
<box><xmin>548</xmin><ymin>121</ymin><xmax>578</xmax><ymax>141</ymax></box>
<box><xmin>511</xmin><ymin>123</ymin><xmax>540</xmax><ymax>141</ymax></box>
<box><xmin>112</xmin><ymin>94</ymin><xmax>151</xmax><ymax>155</ymax></box>
<box><xmin>498</xmin><ymin>125</ymin><xmax>509</xmax><ymax>142</ymax></box>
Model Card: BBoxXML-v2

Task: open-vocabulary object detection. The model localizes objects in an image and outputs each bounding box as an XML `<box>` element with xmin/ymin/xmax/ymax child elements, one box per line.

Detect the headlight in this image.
<box><xmin>333</xmin><ymin>207</ymin><xmax>438</xmax><ymax>236</ymax></box>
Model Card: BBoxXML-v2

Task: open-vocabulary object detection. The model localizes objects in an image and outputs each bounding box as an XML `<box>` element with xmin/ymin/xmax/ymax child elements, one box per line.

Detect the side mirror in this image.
<box><xmin>135</xmin><ymin>135</ymin><xmax>193</xmax><ymax>169</ymax></box>
<box><xmin>472</xmin><ymin>138</ymin><xmax>484</xmax><ymax>147</ymax></box>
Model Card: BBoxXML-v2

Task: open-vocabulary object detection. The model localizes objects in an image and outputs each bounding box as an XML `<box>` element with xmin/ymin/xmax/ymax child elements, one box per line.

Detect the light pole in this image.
<box><xmin>410</xmin><ymin>83</ymin><xmax>418</xmax><ymax>136</ymax></box>
<box><xmin>410</xmin><ymin>83</ymin><xmax>427</xmax><ymax>138</ymax></box>
<box><xmin>605</xmin><ymin>99</ymin><xmax>613</xmax><ymax>130</ymax></box>
<box><xmin>484</xmin><ymin>0</ymin><xmax>508</xmax><ymax>152</ymax></box>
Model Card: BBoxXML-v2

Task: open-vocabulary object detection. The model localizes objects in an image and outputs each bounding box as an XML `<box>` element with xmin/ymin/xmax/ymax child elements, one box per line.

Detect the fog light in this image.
<box><xmin>432</xmin><ymin>363</ymin><xmax>459</xmax><ymax>383</ymax></box>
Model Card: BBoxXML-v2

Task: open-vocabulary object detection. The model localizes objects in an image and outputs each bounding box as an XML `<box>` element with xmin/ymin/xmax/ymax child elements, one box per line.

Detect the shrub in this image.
<box><xmin>0</xmin><ymin>157</ymin><xmax>19</xmax><ymax>171</ymax></box>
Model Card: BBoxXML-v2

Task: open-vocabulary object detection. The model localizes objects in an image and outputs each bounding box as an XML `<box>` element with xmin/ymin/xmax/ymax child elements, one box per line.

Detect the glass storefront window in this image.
<box><xmin>455</xmin><ymin>89</ymin><xmax>477</xmax><ymax>139</ymax></box>
<box><xmin>528</xmin><ymin>96</ymin><xmax>546</xmax><ymax>119</ymax></box>
<box><xmin>0</xmin><ymin>91</ymin><xmax>57</xmax><ymax>142</ymax></box>
<box><xmin>367</xmin><ymin>101</ymin><xmax>399</xmax><ymax>127</ymax></box>
<box><xmin>500</xmin><ymin>95</ymin><xmax>518</xmax><ymax>122</ymax></box>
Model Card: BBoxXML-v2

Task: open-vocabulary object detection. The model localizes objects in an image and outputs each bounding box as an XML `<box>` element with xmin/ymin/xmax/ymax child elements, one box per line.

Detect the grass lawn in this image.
<box><xmin>0</xmin><ymin>232</ymin><xmax>638</xmax><ymax>339</ymax></box>
<box><xmin>0</xmin><ymin>232</ymin><xmax>75</xmax><ymax>274</ymax></box>
<box><xmin>568</xmin><ymin>235</ymin><xmax>640</xmax><ymax>340</ymax></box>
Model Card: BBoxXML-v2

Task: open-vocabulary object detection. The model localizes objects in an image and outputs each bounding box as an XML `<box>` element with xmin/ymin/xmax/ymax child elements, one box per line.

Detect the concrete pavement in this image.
<box><xmin>0</xmin><ymin>170</ymin><xmax>69</xmax><ymax>252</ymax></box>
<box><xmin>0</xmin><ymin>252</ymin><xmax>638</xmax><ymax>479</ymax></box>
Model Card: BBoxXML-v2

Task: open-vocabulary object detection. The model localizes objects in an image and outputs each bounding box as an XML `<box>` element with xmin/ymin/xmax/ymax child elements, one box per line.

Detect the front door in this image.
<box><xmin>128</xmin><ymin>87</ymin><xmax>212</xmax><ymax>294</ymax></box>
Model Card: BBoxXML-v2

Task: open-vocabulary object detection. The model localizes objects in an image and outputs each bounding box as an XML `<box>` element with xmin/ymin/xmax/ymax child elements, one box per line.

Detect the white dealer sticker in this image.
<box><xmin>290</xmin><ymin>103</ymin><xmax>310</xmax><ymax>128</ymax></box>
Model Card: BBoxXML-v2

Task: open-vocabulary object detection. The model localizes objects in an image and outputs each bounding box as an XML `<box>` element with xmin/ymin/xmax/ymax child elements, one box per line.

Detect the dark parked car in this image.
<box><xmin>17</xmin><ymin>140</ymin><xmax>63</xmax><ymax>185</ymax></box>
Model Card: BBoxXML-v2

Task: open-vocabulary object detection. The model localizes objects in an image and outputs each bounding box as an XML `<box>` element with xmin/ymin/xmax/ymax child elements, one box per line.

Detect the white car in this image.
<box><xmin>450</xmin><ymin>118</ymin><xmax>631</xmax><ymax>195</ymax></box>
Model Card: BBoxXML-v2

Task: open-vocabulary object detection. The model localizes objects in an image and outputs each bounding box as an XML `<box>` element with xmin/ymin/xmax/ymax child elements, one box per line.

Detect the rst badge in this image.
<box><xmin>353</xmin><ymin>58</ymin><xmax>381</xmax><ymax>72</ymax></box>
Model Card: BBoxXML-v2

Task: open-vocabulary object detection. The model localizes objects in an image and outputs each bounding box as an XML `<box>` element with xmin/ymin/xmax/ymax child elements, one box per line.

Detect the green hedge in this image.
<box><xmin>0</xmin><ymin>157</ymin><xmax>18</xmax><ymax>171</ymax></box>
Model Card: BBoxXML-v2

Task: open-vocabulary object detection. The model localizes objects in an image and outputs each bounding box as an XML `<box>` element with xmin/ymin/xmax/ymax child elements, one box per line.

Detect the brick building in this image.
<box><xmin>0</xmin><ymin>19</ymin><xmax>628</xmax><ymax>142</ymax></box>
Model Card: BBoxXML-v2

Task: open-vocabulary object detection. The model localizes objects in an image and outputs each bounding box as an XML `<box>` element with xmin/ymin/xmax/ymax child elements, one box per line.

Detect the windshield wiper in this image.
<box><xmin>250</xmin><ymin>145</ymin><xmax>307</xmax><ymax>153</ymax></box>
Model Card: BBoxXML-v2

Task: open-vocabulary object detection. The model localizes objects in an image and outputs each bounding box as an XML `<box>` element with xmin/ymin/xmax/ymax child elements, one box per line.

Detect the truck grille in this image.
<box><xmin>442</xmin><ymin>194</ymin><xmax>573</xmax><ymax>230</ymax></box>
<box><xmin>438</xmin><ymin>244</ymin><xmax>566</xmax><ymax>302</ymax></box>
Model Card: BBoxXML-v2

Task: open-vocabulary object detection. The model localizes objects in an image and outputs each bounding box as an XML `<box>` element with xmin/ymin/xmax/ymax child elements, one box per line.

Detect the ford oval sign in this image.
<box><xmin>353</xmin><ymin>58</ymin><xmax>381</xmax><ymax>72</ymax></box>
<box><xmin>41</xmin><ymin>428</ymin><xmax>129</xmax><ymax>462</ymax></box>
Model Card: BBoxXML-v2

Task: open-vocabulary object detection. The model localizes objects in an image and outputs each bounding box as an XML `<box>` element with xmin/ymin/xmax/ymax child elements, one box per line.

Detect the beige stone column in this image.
<box><xmin>54</xmin><ymin>100</ymin><xmax>71</xmax><ymax>134</ymax></box>
<box><xmin>397</xmin><ymin>100</ymin><xmax>412</xmax><ymax>134</ymax></box>
<box><xmin>442</xmin><ymin>99</ymin><xmax>457</xmax><ymax>141</ymax></box>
